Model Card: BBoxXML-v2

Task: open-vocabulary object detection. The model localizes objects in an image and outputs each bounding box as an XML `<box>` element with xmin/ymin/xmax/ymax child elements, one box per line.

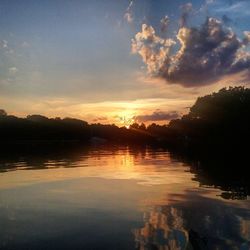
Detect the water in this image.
<box><xmin>0</xmin><ymin>146</ymin><xmax>249</xmax><ymax>250</ymax></box>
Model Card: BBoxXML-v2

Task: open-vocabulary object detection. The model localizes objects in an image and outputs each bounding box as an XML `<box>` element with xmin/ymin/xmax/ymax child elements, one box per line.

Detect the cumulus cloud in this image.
<box><xmin>134</xmin><ymin>110</ymin><xmax>179</xmax><ymax>123</ymax></box>
<box><xmin>160</xmin><ymin>16</ymin><xmax>170</xmax><ymax>33</ymax></box>
<box><xmin>131</xmin><ymin>24</ymin><xmax>175</xmax><ymax>75</ymax></box>
<box><xmin>243</xmin><ymin>31</ymin><xmax>250</xmax><ymax>45</ymax></box>
<box><xmin>132</xmin><ymin>17</ymin><xmax>250</xmax><ymax>87</ymax></box>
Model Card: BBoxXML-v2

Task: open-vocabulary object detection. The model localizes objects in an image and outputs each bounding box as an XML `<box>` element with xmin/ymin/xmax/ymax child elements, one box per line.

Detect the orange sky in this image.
<box><xmin>0</xmin><ymin>0</ymin><xmax>249</xmax><ymax>126</ymax></box>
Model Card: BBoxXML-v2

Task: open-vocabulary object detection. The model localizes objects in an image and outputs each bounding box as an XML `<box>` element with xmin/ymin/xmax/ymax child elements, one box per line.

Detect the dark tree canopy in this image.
<box><xmin>0</xmin><ymin>109</ymin><xmax>7</xmax><ymax>116</ymax></box>
<box><xmin>168</xmin><ymin>86</ymin><xmax>250</xmax><ymax>151</ymax></box>
<box><xmin>189</xmin><ymin>86</ymin><xmax>250</xmax><ymax>121</ymax></box>
<box><xmin>0</xmin><ymin>86</ymin><xmax>250</xmax><ymax>153</ymax></box>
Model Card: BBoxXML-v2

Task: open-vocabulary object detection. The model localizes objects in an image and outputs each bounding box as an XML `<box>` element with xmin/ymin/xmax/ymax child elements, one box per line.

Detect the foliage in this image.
<box><xmin>168</xmin><ymin>86</ymin><xmax>250</xmax><ymax>151</ymax></box>
<box><xmin>0</xmin><ymin>86</ymin><xmax>250</xmax><ymax>151</ymax></box>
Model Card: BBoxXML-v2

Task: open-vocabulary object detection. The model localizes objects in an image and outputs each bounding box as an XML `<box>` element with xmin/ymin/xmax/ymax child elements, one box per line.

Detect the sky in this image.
<box><xmin>0</xmin><ymin>0</ymin><xmax>250</xmax><ymax>126</ymax></box>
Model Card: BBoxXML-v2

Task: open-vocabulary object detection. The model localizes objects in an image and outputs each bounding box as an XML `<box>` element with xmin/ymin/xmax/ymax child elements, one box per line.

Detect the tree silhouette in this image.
<box><xmin>168</xmin><ymin>86</ymin><xmax>250</xmax><ymax>152</ymax></box>
<box><xmin>0</xmin><ymin>86</ymin><xmax>249</xmax><ymax>153</ymax></box>
<box><xmin>0</xmin><ymin>109</ymin><xmax>7</xmax><ymax>116</ymax></box>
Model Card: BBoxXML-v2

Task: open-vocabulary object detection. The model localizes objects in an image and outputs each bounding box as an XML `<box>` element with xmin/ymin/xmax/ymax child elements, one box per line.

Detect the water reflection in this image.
<box><xmin>170</xmin><ymin>152</ymin><xmax>250</xmax><ymax>201</ymax></box>
<box><xmin>0</xmin><ymin>145</ymin><xmax>250</xmax><ymax>249</ymax></box>
<box><xmin>0</xmin><ymin>145</ymin><xmax>249</xmax><ymax>200</ymax></box>
<box><xmin>134</xmin><ymin>207</ymin><xmax>189</xmax><ymax>250</ymax></box>
<box><xmin>133</xmin><ymin>194</ymin><xmax>250</xmax><ymax>249</ymax></box>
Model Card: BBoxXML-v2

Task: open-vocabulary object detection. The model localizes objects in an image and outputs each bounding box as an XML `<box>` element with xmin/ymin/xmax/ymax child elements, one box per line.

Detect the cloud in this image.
<box><xmin>131</xmin><ymin>24</ymin><xmax>175</xmax><ymax>75</ymax></box>
<box><xmin>198</xmin><ymin>0</ymin><xmax>215</xmax><ymax>15</ymax></box>
<box><xmin>160</xmin><ymin>16</ymin><xmax>170</xmax><ymax>33</ymax></box>
<box><xmin>93</xmin><ymin>116</ymin><xmax>108</xmax><ymax>122</ymax></box>
<box><xmin>222</xmin><ymin>15</ymin><xmax>232</xmax><ymax>25</ymax></box>
<box><xmin>0</xmin><ymin>40</ymin><xmax>8</xmax><ymax>49</ymax></box>
<box><xmin>8</xmin><ymin>67</ymin><xmax>18</xmax><ymax>74</ymax></box>
<box><xmin>179</xmin><ymin>3</ymin><xmax>193</xmax><ymax>27</ymax></box>
<box><xmin>215</xmin><ymin>1</ymin><xmax>250</xmax><ymax>16</ymax></box>
<box><xmin>134</xmin><ymin>110</ymin><xmax>179</xmax><ymax>123</ymax></box>
<box><xmin>0</xmin><ymin>39</ymin><xmax>14</xmax><ymax>54</ymax></box>
<box><xmin>21</xmin><ymin>41</ymin><xmax>30</xmax><ymax>48</ymax></box>
<box><xmin>243</xmin><ymin>31</ymin><xmax>250</xmax><ymax>45</ymax></box>
<box><xmin>124</xmin><ymin>12</ymin><xmax>133</xmax><ymax>24</ymax></box>
<box><xmin>124</xmin><ymin>0</ymin><xmax>134</xmax><ymax>24</ymax></box>
<box><xmin>132</xmin><ymin>18</ymin><xmax>250</xmax><ymax>87</ymax></box>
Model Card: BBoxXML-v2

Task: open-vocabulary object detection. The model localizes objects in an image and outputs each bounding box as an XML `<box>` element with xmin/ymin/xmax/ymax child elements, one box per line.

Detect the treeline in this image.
<box><xmin>0</xmin><ymin>112</ymin><xmax>156</xmax><ymax>144</ymax></box>
<box><xmin>1</xmin><ymin>86</ymin><xmax>250</xmax><ymax>152</ymax></box>
<box><xmin>167</xmin><ymin>86</ymin><xmax>250</xmax><ymax>152</ymax></box>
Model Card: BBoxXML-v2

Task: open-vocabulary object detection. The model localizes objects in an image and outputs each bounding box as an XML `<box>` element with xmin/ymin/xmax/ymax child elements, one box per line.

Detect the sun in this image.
<box><xmin>120</xmin><ymin>114</ymin><xmax>135</xmax><ymax>129</ymax></box>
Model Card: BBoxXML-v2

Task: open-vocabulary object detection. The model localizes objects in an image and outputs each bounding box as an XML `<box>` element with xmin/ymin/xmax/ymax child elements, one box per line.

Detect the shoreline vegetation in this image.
<box><xmin>1</xmin><ymin>86</ymin><xmax>250</xmax><ymax>155</ymax></box>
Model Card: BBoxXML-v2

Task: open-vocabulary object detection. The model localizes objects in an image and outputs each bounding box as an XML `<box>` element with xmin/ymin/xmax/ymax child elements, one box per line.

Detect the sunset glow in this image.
<box><xmin>1</xmin><ymin>1</ymin><xmax>250</xmax><ymax>249</ymax></box>
<box><xmin>120</xmin><ymin>115</ymin><xmax>135</xmax><ymax>128</ymax></box>
<box><xmin>1</xmin><ymin>0</ymin><xmax>249</xmax><ymax>125</ymax></box>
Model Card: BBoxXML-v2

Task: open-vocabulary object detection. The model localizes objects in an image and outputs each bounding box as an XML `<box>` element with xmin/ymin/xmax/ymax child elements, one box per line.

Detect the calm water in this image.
<box><xmin>0</xmin><ymin>146</ymin><xmax>249</xmax><ymax>250</ymax></box>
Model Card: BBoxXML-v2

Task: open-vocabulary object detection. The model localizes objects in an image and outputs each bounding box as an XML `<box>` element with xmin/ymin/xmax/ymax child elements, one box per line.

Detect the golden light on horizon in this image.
<box><xmin>119</xmin><ymin>113</ymin><xmax>135</xmax><ymax>128</ymax></box>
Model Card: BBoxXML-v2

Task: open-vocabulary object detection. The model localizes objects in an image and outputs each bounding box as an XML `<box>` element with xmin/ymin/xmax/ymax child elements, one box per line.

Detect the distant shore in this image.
<box><xmin>1</xmin><ymin>87</ymin><xmax>250</xmax><ymax>155</ymax></box>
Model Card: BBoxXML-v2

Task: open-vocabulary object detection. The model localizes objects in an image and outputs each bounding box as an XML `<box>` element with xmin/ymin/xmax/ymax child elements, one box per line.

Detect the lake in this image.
<box><xmin>0</xmin><ymin>146</ymin><xmax>249</xmax><ymax>250</ymax></box>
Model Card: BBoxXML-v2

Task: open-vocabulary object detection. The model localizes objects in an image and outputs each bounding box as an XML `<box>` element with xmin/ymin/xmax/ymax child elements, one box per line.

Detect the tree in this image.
<box><xmin>168</xmin><ymin>86</ymin><xmax>250</xmax><ymax>151</ymax></box>
<box><xmin>0</xmin><ymin>109</ymin><xmax>7</xmax><ymax>116</ymax></box>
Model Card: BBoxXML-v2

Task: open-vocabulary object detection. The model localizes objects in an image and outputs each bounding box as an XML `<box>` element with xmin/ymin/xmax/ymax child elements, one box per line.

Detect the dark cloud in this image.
<box><xmin>132</xmin><ymin>17</ymin><xmax>250</xmax><ymax>87</ymax></box>
<box><xmin>242</xmin><ymin>31</ymin><xmax>250</xmax><ymax>45</ymax></box>
<box><xmin>134</xmin><ymin>111</ymin><xmax>179</xmax><ymax>123</ymax></box>
<box><xmin>222</xmin><ymin>14</ymin><xmax>232</xmax><ymax>25</ymax></box>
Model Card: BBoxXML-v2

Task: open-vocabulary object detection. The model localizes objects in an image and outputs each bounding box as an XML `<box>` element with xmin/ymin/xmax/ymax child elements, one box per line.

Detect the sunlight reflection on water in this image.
<box><xmin>0</xmin><ymin>146</ymin><xmax>249</xmax><ymax>250</ymax></box>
